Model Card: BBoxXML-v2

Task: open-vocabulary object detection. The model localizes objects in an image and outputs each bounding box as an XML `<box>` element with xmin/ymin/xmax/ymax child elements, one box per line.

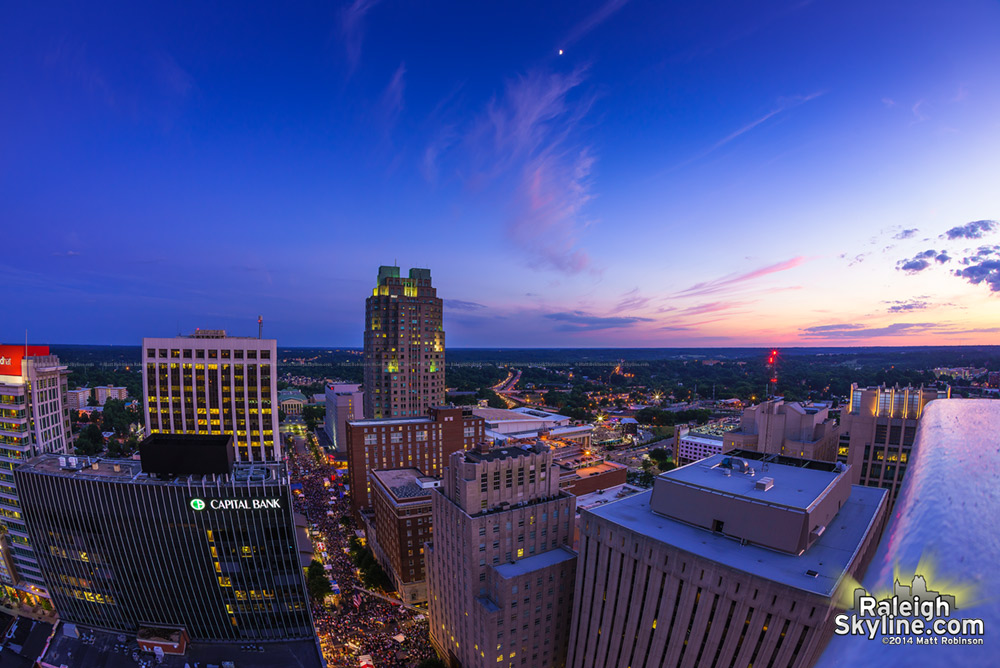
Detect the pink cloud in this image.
<box><xmin>675</xmin><ymin>257</ymin><xmax>806</xmax><ymax>298</ymax></box>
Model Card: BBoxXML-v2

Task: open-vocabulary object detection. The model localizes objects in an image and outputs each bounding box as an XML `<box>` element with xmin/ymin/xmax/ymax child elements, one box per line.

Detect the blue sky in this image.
<box><xmin>2</xmin><ymin>0</ymin><xmax>999</xmax><ymax>346</ymax></box>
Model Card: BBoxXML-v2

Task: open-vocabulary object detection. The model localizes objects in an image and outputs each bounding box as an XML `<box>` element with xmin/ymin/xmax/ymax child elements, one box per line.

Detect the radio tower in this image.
<box><xmin>766</xmin><ymin>349</ymin><xmax>778</xmax><ymax>399</ymax></box>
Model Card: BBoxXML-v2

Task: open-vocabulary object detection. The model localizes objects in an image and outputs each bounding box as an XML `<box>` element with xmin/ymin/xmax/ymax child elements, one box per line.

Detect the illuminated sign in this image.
<box><xmin>0</xmin><ymin>345</ymin><xmax>50</xmax><ymax>376</ymax></box>
<box><xmin>189</xmin><ymin>498</ymin><xmax>281</xmax><ymax>511</ymax></box>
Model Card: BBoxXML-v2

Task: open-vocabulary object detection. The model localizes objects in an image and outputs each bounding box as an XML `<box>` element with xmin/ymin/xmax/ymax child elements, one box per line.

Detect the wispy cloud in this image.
<box><xmin>378</xmin><ymin>62</ymin><xmax>406</xmax><ymax>129</ymax></box>
<box><xmin>953</xmin><ymin>245</ymin><xmax>1000</xmax><ymax>292</ymax></box>
<box><xmin>893</xmin><ymin>228</ymin><xmax>918</xmax><ymax>240</ymax></box>
<box><xmin>340</xmin><ymin>0</ymin><xmax>382</xmax><ymax>74</ymax></box>
<box><xmin>444</xmin><ymin>299</ymin><xmax>487</xmax><ymax>311</ymax></box>
<box><xmin>609</xmin><ymin>287</ymin><xmax>650</xmax><ymax>314</ymax></box>
<box><xmin>942</xmin><ymin>219</ymin><xmax>997</xmax><ymax>240</ymax></box>
<box><xmin>800</xmin><ymin>322</ymin><xmax>937</xmax><ymax>338</ymax></box>
<box><xmin>563</xmin><ymin>0</ymin><xmax>631</xmax><ymax>49</ymax></box>
<box><xmin>912</xmin><ymin>100</ymin><xmax>928</xmax><ymax>122</ymax></box>
<box><xmin>896</xmin><ymin>249</ymin><xmax>951</xmax><ymax>273</ymax></box>
<box><xmin>675</xmin><ymin>257</ymin><xmax>805</xmax><ymax>298</ymax></box>
<box><xmin>545</xmin><ymin>310</ymin><xmax>652</xmax><ymax>332</ymax></box>
<box><xmin>461</xmin><ymin>67</ymin><xmax>598</xmax><ymax>274</ymax></box>
<box><xmin>884</xmin><ymin>298</ymin><xmax>930</xmax><ymax>313</ymax></box>
<box><xmin>688</xmin><ymin>92</ymin><xmax>825</xmax><ymax>164</ymax></box>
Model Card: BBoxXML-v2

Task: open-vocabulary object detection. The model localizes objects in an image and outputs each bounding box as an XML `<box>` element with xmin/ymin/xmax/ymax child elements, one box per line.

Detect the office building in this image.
<box><xmin>94</xmin><ymin>385</ymin><xmax>128</xmax><ymax>405</ymax></box>
<box><xmin>66</xmin><ymin>387</ymin><xmax>92</xmax><ymax>411</ymax></box>
<box><xmin>0</xmin><ymin>344</ymin><xmax>71</xmax><ymax>604</ymax></box>
<box><xmin>676</xmin><ymin>427</ymin><xmax>727</xmax><ymax>464</ymax></box>
<box><xmin>278</xmin><ymin>389</ymin><xmax>307</xmax><ymax>415</ymax></box>
<box><xmin>16</xmin><ymin>434</ymin><xmax>316</xmax><ymax>643</ymax></box>
<box><xmin>325</xmin><ymin>383</ymin><xmax>363</xmax><ymax>452</ymax></box>
<box><xmin>369</xmin><ymin>468</ymin><xmax>439</xmax><ymax>604</ymax></box>
<box><xmin>346</xmin><ymin>405</ymin><xmax>485</xmax><ymax>515</ymax></box>
<box><xmin>427</xmin><ymin>443</ymin><xmax>577</xmax><ymax>668</ymax></box>
<box><xmin>723</xmin><ymin>399</ymin><xmax>839</xmax><ymax>461</ymax></box>
<box><xmin>142</xmin><ymin>331</ymin><xmax>279</xmax><ymax>462</ymax></box>
<box><xmin>837</xmin><ymin>383</ymin><xmax>949</xmax><ymax>507</ymax></box>
<box><xmin>363</xmin><ymin>266</ymin><xmax>445</xmax><ymax>419</ymax></box>
<box><xmin>566</xmin><ymin>450</ymin><xmax>887</xmax><ymax>668</ymax></box>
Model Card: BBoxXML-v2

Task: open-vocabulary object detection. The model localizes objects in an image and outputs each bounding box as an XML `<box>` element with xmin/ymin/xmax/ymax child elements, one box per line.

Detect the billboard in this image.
<box><xmin>0</xmin><ymin>345</ymin><xmax>51</xmax><ymax>377</ymax></box>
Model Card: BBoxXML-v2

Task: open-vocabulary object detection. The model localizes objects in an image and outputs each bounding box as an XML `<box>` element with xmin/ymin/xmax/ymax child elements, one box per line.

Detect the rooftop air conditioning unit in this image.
<box><xmin>755</xmin><ymin>477</ymin><xmax>774</xmax><ymax>491</ymax></box>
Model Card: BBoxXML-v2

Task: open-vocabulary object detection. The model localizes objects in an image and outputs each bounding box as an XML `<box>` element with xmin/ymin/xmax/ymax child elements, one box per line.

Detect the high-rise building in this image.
<box><xmin>0</xmin><ymin>344</ymin><xmax>71</xmax><ymax>604</ymax></box>
<box><xmin>427</xmin><ymin>443</ymin><xmax>577</xmax><ymax>668</ymax></box>
<box><xmin>16</xmin><ymin>434</ymin><xmax>317</xmax><ymax>644</ymax></box>
<box><xmin>723</xmin><ymin>399</ymin><xmax>840</xmax><ymax>461</ymax></box>
<box><xmin>369</xmin><ymin>468</ymin><xmax>439</xmax><ymax>604</ymax></box>
<box><xmin>363</xmin><ymin>266</ymin><xmax>445</xmax><ymax>419</ymax></box>
<box><xmin>346</xmin><ymin>405</ymin><xmax>485</xmax><ymax>515</ymax></box>
<box><xmin>837</xmin><ymin>383</ymin><xmax>949</xmax><ymax>507</ymax></box>
<box><xmin>141</xmin><ymin>331</ymin><xmax>279</xmax><ymax>462</ymax></box>
<box><xmin>566</xmin><ymin>450</ymin><xmax>887</xmax><ymax>668</ymax></box>
<box><xmin>324</xmin><ymin>383</ymin><xmax>363</xmax><ymax>452</ymax></box>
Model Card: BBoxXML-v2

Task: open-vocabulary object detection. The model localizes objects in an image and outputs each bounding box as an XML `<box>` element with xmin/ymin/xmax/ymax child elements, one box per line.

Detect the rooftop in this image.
<box><xmin>661</xmin><ymin>450</ymin><xmax>845</xmax><ymax>511</ymax></box>
<box><xmin>371</xmin><ymin>468</ymin><xmax>434</xmax><ymax>502</ymax></box>
<box><xmin>42</xmin><ymin>627</ymin><xmax>323</xmax><ymax>668</ymax></box>
<box><xmin>463</xmin><ymin>444</ymin><xmax>545</xmax><ymax>463</ymax></box>
<box><xmin>18</xmin><ymin>453</ymin><xmax>286</xmax><ymax>487</ymax></box>
<box><xmin>586</xmin><ymin>484</ymin><xmax>885</xmax><ymax>596</ymax></box>
<box><xmin>494</xmin><ymin>547</ymin><xmax>576</xmax><ymax>579</ymax></box>
<box><xmin>473</xmin><ymin>407</ymin><xmax>570</xmax><ymax>423</ymax></box>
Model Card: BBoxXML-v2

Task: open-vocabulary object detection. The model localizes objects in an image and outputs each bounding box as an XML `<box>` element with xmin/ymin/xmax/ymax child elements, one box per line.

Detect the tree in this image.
<box><xmin>86</xmin><ymin>394</ymin><xmax>99</xmax><ymax>407</ymax></box>
<box><xmin>306</xmin><ymin>559</ymin><xmax>332</xmax><ymax>601</ymax></box>
<box><xmin>75</xmin><ymin>424</ymin><xmax>105</xmax><ymax>456</ymax></box>
<box><xmin>418</xmin><ymin>659</ymin><xmax>447</xmax><ymax>668</ymax></box>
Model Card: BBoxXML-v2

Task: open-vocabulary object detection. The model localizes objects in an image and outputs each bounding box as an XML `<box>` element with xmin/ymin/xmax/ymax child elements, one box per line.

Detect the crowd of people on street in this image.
<box><xmin>288</xmin><ymin>437</ymin><xmax>438</xmax><ymax>668</ymax></box>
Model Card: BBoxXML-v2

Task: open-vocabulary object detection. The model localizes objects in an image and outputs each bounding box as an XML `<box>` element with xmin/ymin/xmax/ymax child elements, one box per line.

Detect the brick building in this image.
<box><xmin>369</xmin><ymin>468</ymin><xmax>439</xmax><ymax>604</ymax></box>
<box><xmin>346</xmin><ymin>405</ymin><xmax>485</xmax><ymax>515</ymax></box>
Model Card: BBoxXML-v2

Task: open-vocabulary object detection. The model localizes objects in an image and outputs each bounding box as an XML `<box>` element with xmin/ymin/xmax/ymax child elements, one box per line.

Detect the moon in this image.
<box><xmin>558</xmin><ymin>49</ymin><xmax>564</xmax><ymax>55</ymax></box>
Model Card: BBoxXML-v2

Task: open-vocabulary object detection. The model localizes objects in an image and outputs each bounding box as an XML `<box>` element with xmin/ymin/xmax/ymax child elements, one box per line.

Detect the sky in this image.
<box><xmin>2</xmin><ymin>0</ymin><xmax>999</xmax><ymax>347</ymax></box>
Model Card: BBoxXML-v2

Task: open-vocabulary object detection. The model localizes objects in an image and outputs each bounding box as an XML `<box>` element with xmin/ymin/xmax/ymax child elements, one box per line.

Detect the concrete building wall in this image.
<box><xmin>370</xmin><ymin>470</ymin><xmax>433</xmax><ymax>604</ymax></box>
<box><xmin>141</xmin><ymin>334</ymin><xmax>280</xmax><ymax>462</ymax></box>
<box><xmin>567</xmin><ymin>493</ymin><xmax>886</xmax><ymax>668</ymax></box>
<box><xmin>325</xmin><ymin>385</ymin><xmax>363</xmax><ymax>452</ymax></box>
<box><xmin>427</xmin><ymin>446</ymin><xmax>577</xmax><ymax>668</ymax></box>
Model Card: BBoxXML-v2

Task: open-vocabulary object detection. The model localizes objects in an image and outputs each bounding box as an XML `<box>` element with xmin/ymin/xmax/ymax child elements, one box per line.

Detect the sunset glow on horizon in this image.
<box><xmin>2</xmin><ymin>1</ymin><xmax>998</xmax><ymax>347</ymax></box>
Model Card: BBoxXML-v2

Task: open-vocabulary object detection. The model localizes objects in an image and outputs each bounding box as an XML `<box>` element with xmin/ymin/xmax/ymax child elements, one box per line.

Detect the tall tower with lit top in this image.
<box><xmin>363</xmin><ymin>266</ymin><xmax>445</xmax><ymax>419</ymax></box>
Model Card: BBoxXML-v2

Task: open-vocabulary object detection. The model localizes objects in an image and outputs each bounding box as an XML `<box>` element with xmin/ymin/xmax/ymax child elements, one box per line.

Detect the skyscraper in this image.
<box><xmin>0</xmin><ymin>344</ymin><xmax>71</xmax><ymax>604</ymax></box>
<box><xmin>837</xmin><ymin>383</ymin><xmax>949</xmax><ymax>507</ymax></box>
<box><xmin>566</xmin><ymin>450</ymin><xmax>887</xmax><ymax>668</ymax></box>
<box><xmin>16</xmin><ymin>435</ymin><xmax>316</xmax><ymax>643</ymax></box>
<box><xmin>427</xmin><ymin>442</ymin><xmax>577</xmax><ymax>668</ymax></box>
<box><xmin>141</xmin><ymin>331</ymin><xmax>280</xmax><ymax>462</ymax></box>
<box><xmin>363</xmin><ymin>266</ymin><xmax>445</xmax><ymax>419</ymax></box>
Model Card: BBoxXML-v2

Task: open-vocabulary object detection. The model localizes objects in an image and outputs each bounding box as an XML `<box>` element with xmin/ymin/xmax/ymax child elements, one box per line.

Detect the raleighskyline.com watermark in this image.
<box><xmin>834</xmin><ymin>575</ymin><xmax>985</xmax><ymax>645</ymax></box>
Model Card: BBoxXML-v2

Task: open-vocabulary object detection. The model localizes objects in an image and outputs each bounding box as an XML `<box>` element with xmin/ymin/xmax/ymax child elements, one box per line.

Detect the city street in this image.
<box><xmin>287</xmin><ymin>436</ymin><xmax>437</xmax><ymax>667</ymax></box>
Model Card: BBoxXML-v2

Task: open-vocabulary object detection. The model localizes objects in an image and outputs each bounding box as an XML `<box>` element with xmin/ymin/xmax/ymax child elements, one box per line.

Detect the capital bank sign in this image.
<box><xmin>190</xmin><ymin>498</ymin><xmax>281</xmax><ymax>511</ymax></box>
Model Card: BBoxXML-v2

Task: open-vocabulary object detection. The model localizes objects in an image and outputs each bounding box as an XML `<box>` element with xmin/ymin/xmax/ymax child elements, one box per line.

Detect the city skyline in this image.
<box><xmin>3</xmin><ymin>1</ymin><xmax>999</xmax><ymax>347</ymax></box>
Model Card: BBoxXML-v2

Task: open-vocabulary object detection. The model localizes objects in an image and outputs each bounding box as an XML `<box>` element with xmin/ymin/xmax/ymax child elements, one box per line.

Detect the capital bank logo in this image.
<box><xmin>190</xmin><ymin>498</ymin><xmax>206</xmax><ymax>511</ymax></box>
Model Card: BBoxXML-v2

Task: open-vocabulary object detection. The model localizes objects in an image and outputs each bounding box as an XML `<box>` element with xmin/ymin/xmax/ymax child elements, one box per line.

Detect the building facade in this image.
<box><xmin>141</xmin><ymin>331</ymin><xmax>280</xmax><ymax>462</ymax></box>
<box><xmin>15</xmin><ymin>439</ymin><xmax>314</xmax><ymax>642</ymax></box>
<box><xmin>427</xmin><ymin>443</ymin><xmax>577</xmax><ymax>668</ymax></box>
<box><xmin>566</xmin><ymin>451</ymin><xmax>887</xmax><ymax>668</ymax></box>
<box><xmin>325</xmin><ymin>383</ymin><xmax>363</xmax><ymax>452</ymax></box>
<box><xmin>346</xmin><ymin>405</ymin><xmax>485</xmax><ymax>515</ymax></box>
<box><xmin>676</xmin><ymin>428</ymin><xmax>727</xmax><ymax>464</ymax></box>
<box><xmin>0</xmin><ymin>345</ymin><xmax>71</xmax><ymax>603</ymax></box>
<box><xmin>723</xmin><ymin>399</ymin><xmax>839</xmax><ymax>461</ymax></box>
<box><xmin>837</xmin><ymin>383</ymin><xmax>949</xmax><ymax>507</ymax></box>
<box><xmin>278</xmin><ymin>390</ymin><xmax>307</xmax><ymax>415</ymax></box>
<box><xmin>94</xmin><ymin>385</ymin><xmax>128</xmax><ymax>405</ymax></box>
<box><xmin>363</xmin><ymin>266</ymin><xmax>445</xmax><ymax>419</ymax></box>
<box><xmin>369</xmin><ymin>468</ymin><xmax>438</xmax><ymax>604</ymax></box>
<box><xmin>66</xmin><ymin>388</ymin><xmax>92</xmax><ymax>411</ymax></box>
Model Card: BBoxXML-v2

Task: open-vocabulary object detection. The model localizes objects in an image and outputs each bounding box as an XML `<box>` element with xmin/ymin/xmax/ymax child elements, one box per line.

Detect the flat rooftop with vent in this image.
<box><xmin>583</xmin><ymin>449</ymin><xmax>887</xmax><ymax>596</ymax></box>
<box><xmin>652</xmin><ymin>450</ymin><xmax>853</xmax><ymax>555</ymax></box>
